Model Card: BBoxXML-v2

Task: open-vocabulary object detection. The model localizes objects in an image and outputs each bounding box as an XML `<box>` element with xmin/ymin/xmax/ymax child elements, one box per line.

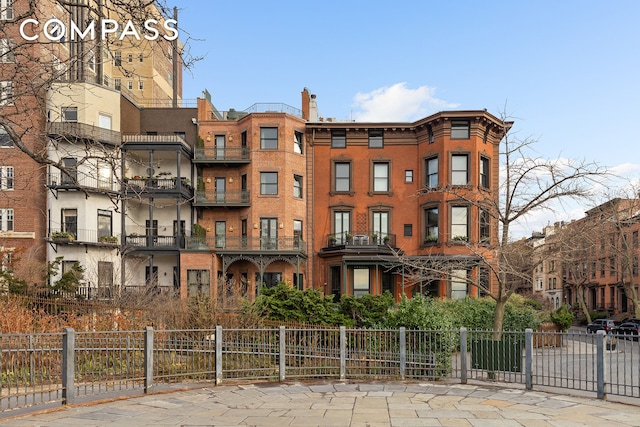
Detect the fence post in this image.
<box><xmin>144</xmin><ymin>326</ymin><xmax>153</xmax><ymax>393</ymax></box>
<box><xmin>215</xmin><ymin>325</ymin><xmax>223</xmax><ymax>385</ymax></box>
<box><xmin>525</xmin><ymin>328</ymin><xmax>533</xmax><ymax>390</ymax></box>
<box><xmin>340</xmin><ymin>326</ymin><xmax>346</xmax><ymax>380</ymax></box>
<box><xmin>62</xmin><ymin>328</ymin><xmax>75</xmax><ymax>405</ymax></box>
<box><xmin>596</xmin><ymin>330</ymin><xmax>606</xmax><ymax>399</ymax></box>
<box><xmin>279</xmin><ymin>326</ymin><xmax>286</xmax><ymax>381</ymax></box>
<box><xmin>399</xmin><ymin>327</ymin><xmax>406</xmax><ymax>380</ymax></box>
<box><xmin>460</xmin><ymin>327</ymin><xmax>467</xmax><ymax>384</ymax></box>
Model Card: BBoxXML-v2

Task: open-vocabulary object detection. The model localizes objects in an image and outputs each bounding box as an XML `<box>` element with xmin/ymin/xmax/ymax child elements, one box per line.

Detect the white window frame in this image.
<box><xmin>0</xmin><ymin>38</ymin><xmax>14</xmax><ymax>62</ymax></box>
<box><xmin>0</xmin><ymin>0</ymin><xmax>14</xmax><ymax>20</ymax></box>
<box><xmin>451</xmin><ymin>154</ymin><xmax>468</xmax><ymax>186</ymax></box>
<box><xmin>0</xmin><ymin>166</ymin><xmax>14</xmax><ymax>189</ymax></box>
<box><xmin>0</xmin><ymin>81</ymin><xmax>13</xmax><ymax>106</ymax></box>
<box><xmin>0</xmin><ymin>208</ymin><xmax>14</xmax><ymax>231</ymax></box>
<box><xmin>373</xmin><ymin>162</ymin><xmax>389</xmax><ymax>192</ymax></box>
<box><xmin>451</xmin><ymin>206</ymin><xmax>469</xmax><ymax>240</ymax></box>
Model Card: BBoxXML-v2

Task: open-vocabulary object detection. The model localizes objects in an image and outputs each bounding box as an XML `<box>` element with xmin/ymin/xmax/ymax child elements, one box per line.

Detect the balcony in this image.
<box><xmin>194</xmin><ymin>190</ymin><xmax>250</xmax><ymax>207</ymax></box>
<box><xmin>324</xmin><ymin>232</ymin><xmax>396</xmax><ymax>250</ymax></box>
<box><xmin>125</xmin><ymin>234</ymin><xmax>185</xmax><ymax>250</ymax></box>
<box><xmin>47</xmin><ymin>172</ymin><xmax>118</xmax><ymax>193</ymax></box>
<box><xmin>47</xmin><ymin>121</ymin><xmax>121</xmax><ymax>146</ymax></box>
<box><xmin>124</xmin><ymin>177</ymin><xmax>194</xmax><ymax>199</ymax></box>
<box><xmin>47</xmin><ymin>229</ymin><xmax>120</xmax><ymax>247</ymax></box>
<box><xmin>193</xmin><ymin>147</ymin><xmax>250</xmax><ymax>164</ymax></box>
<box><xmin>184</xmin><ymin>236</ymin><xmax>305</xmax><ymax>254</ymax></box>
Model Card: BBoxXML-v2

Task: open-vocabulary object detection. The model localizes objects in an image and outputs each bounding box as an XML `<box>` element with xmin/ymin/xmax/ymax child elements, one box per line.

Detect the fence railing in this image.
<box><xmin>0</xmin><ymin>327</ymin><xmax>635</xmax><ymax>416</ymax></box>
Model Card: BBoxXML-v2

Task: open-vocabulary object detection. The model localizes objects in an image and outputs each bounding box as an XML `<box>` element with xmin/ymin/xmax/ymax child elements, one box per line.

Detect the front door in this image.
<box><xmin>215</xmin><ymin>135</ymin><xmax>225</xmax><ymax>159</ymax></box>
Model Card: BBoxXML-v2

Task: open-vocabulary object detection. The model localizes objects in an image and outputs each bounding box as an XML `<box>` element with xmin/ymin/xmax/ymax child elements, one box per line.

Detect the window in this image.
<box><xmin>451</xmin><ymin>120</ymin><xmax>470</xmax><ymax>139</ymax></box>
<box><xmin>97</xmin><ymin>209</ymin><xmax>112</xmax><ymax>239</ymax></box>
<box><xmin>480</xmin><ymin>156</ymin><xmax>490</xmax><ymax>188</ymax></box>
<box><xmin>260</xmin><ymin>127</ymin><xmax>278</xmax><ymax>149</ymax></box>
<box><xmin>0</xmin><ymin>0</ymin><xmax>13</xmax><ymax>20</ymax></box>
<box><xmin>404</xmin><ymin>224</ymin><xmax>412</xmax><ymax>237</ymax></box>
<box><xmin>61</xmin><ymin>158</ymin><xmax>77</xmax><ymax>184</ymax></box>
<box><xmin>0</xmin><ymin>125</ymin><xmax>11</xmax><ymax>147</ymax></box>
<box><xmin>138</xmin><ymin>80</ymin><xmax>144</xmax><ymax>90</ymax></box>
<box><xmin>0</xmin><ymin>208</ymin><xmax>13</xmax><ymax>231</ymax></box>
<box><xmin>87</xmin><ymin>50</ymin><xmax>95</xmax><ymax>71</ymax></box>
<box><xmin>427</xmin><ymin>124</ymin><xmax>434</xmax><ymax>144</ymax></box>
<box><xmin>61</xmin><ymin>208</ymin><xmax>77</xmax><ymax>237</ymax></box>
<box><xmin>425</xmin><ymin>157</ymin><xmax>438</xmax><ymax>188</ymax></box>
<box><xmin>609</xmin><ymin>257</ymin><xmax>615</xmax><ymax>276</ymax></box>
<box><xmin>62</xmin><ymin>107</ymin><xmax>78</xmax><ymax>122</ymax></box>
<box><xmin>331</xmin><ymin>130</ymin><xmax>346</xmax><ymax>148</ymax></box>
<box><xmin>373</xmin><ymin>162</ymin><xmax>389</xmax><ymax>192</ymax></box>
<box><xmin>114</xmin><ymin>78</ymin><xmax>121</xmax><ymax>90</ymax></box>
<box><xmin>334</xmin><ymin>162</ymin><xmax>350</xmax><ymax>193</ymax></box>
<box><xmin>0</xmin><ymin>166</ymin><xmax>13</xmax><ymax>189</ymax></box>
<box><xmin>353</xmin><ymin>268</ymin><xmax>370</xmax><ymax>296</ymax></box>
<box><xmin>260</xmin><ymin>218</ymin><xmax>278</xmax><ymax>250</ymax></box>
<box><xmin>0</xmin><ymin>38</ymin><xmax>14</xmax><ymax>62</ymax></box>
<box><xmin>0</xmin><ymin>81</ymin><xmax>13</xmax><ymax>106</ymax></box>
<box><xmin>127</xmin><ymin>53</ymin><xmax>133</xmax><ymax>62</ymax></box>
<box><xmin>425</xmin><ymin>207</ymin><xmax>438</xmax><ymax>242</ymax></box>
<box><xmin>188</xmin><ymin>270</ymin><xmax>210</xmax><ymax>296</ymax></box>
<box><xmin>114</xmin><ymin>51</ymin><xmax>122</xmax><ymax>66</ymax></box>
<box><xmin>334</xmin><ymin>211</ymin><xmax>350</xmax><ymax>244</ymax></box>
<box><xmin>368</xmin><ymin>129</ymin><xmax>383</xmax><ymax>148</ymax></box>
<box><xmin>98</xmin><ymin>113</ymin><xmax>111</xmax><ymax>130</ymax></box>
<box><xmin>138</xmin><ymin>53</ymin><xmax>144</xmax><ymax>62</ymax></box>
<box><xmin>450</xmin><ymin>269</ymin><xmax>468</xmax><ymax>300</ymax></box>
<box><xmin>215</xmin><ymin>221</ymin><xmax>226</xmax><ymax>248</ymax></box>
<box><xmin>260</xmin><ymin>172</ymin><xmax>278</xmax><ymax>195</ymax></box>
<box><xmin>256</xmin><ymin>272</ymin><xmax>281</xmax><ymax>288</ymax></box>
<box><xmin>294</xmin><ymin>131</ymin><xmax>304</xmax><ymax>154</ymax></box>
<box><xmin>600</xmin><ymin>259</ymin><xmax>605</xmax><ymax>277</ymax></box>
<box><xmin>634</xmin><ymin>257</ymin><xmax>639</xmax><ymax>276</ymax></box>
<box><xmin>293</xmin><ymin>219</ymin><xmax>302</xmax><ymax>248</ymax></box>
<box><xmin>405</xmin><ymin>170</ymin><xmax>413</xmax><ymax>183</ymax></box>
<box><xmin>127</xmin><ymin>81</ymin><xmax>133</xmax><ymax>90</ymax></box>
<box><xmin>451</xmin><ymin>154</ymin><xmax>468</xmax><ymax>185</ymax></box>
<box><xmin>479</xmin><ymin>209</ymin><xmax>490</xmax><ymax>243</ymax></box>
<box><xmin>451</xmin><ymin>206</ymin><xmax>468</xmax><ymax>240</ymax></box>
<box><xmin>372</xmin><ymin>211</ymin><xmax>389</xmax><ymax>243</ymax></box>
<box><xmin>634</xmin><ymin>230</ymin><xmax>638</xmax><ymax>248</ymax></box>
<box><xmin>293</xmin><ymin>174</ymin><xmax>303</xmax><ymax>198</ymax></box>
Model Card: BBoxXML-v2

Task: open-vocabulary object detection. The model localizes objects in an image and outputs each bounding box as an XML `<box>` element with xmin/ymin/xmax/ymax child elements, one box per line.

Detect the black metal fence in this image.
<box><xmin>0</xmin><ymin>327</ymin><xmax>635</xmax><ymax>416</ymax></box>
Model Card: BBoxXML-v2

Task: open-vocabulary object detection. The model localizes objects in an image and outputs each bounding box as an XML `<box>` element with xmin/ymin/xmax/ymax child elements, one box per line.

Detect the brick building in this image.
<box><xmin>307</xmin><ymin>104</ymin><xmax>510</xmax><ymax>300</ymax></box>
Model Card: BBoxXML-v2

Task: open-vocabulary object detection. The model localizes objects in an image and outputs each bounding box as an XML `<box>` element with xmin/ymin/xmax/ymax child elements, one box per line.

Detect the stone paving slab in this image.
<box><xmin>2</xmin><ymin>381</ymin><xmax>640</xmax><ymax>426</ymax></box>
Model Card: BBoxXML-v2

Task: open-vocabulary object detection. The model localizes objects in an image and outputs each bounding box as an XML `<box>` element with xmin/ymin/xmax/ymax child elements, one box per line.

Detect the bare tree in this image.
<box><xmin>396</xmin><ymin>111</ymin><xmax>607</xmax><ymax>338</ymax></box>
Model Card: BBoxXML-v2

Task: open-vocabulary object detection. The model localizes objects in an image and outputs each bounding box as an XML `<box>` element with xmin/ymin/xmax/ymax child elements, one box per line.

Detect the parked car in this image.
<box><xmin>587</xmin><ymin>319</ymin><xmax>620</xmax><ymax>333</ymax></box>
<box><xmin>618</xmin><ymin>322</ymin><xmax>640</xmax><ymax>340</ymax></box>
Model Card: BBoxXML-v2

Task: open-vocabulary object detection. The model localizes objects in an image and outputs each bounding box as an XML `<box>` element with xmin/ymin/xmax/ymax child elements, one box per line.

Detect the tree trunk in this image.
<box><xmin>577</xmin><ymin>285</ymin><xmax>591</xmax><ymax>325</ymax></box>
<box><xmin>492</xmin><ymin>297</ymin><xmax>507</xmax><ymax>341</ymax></box>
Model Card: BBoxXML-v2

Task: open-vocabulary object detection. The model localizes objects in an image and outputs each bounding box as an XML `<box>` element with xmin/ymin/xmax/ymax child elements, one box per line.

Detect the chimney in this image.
<box><xmin>309</xmin><ymin>94</ymin><xmax>318</xmax><ymax>122</ymax></box>
<box><xmin>301</xmin><ymin>88</ymin><xmax>310</xmax><ymax>120</ymax></box>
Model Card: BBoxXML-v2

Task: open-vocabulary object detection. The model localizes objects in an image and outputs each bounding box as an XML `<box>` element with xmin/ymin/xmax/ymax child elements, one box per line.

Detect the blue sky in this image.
<box><xmin>175</xmin><ymin>0</ymin><xmax>640</xmax><ymax>235</ymax></box>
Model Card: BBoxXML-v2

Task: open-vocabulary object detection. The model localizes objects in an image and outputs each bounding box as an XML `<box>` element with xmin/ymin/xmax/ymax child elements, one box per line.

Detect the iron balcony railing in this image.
<box><xmin>194</xmin><ymin>190</ymin><xmax>250</xmax><ymax>206</ymax></box>
<box><xmin>193</xmin><ymin>147</ymin><xmax>250</xmax><ymax>162</ymax></box>
<box><xmin>124</xmin><ymin>177</ymin><xmax>194</xmax><ymax>199</ymax></box>
<box><xmin>48</xmin><ymin>228</ymin><xmax>120</xmax><ymax>246</ymax></box>
<box><xmin>47</xmin><ymin>121</ymin><xmax>121</xmax><ymax>146</ymax></box>
<box><xmin>47</xmin><ymin>172</ymin><xmax>118</xmax><ymax>193</ymax></box>
<box><xmin>326</xmin><ymin>232</ymin><xmax>396</xmax><ymax>248</ymax></box>
<box><xmin>184</xmin><ymin>236</ymin><xmax>305</xmax><ymax>253</ymax></box>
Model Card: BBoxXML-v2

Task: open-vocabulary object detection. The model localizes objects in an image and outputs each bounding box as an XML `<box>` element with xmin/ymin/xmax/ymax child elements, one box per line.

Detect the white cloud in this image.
<box><xmin>351</xmin><ymin>83</ymin><xmax>458</xmax><ymax>122</ymax></box>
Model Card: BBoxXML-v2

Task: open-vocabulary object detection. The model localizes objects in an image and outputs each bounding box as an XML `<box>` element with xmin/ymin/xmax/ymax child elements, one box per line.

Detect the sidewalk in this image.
<box><xmin>2</xmin><ymin>381</ymin><xmax>640</xmax><ymax>426</ymax></box>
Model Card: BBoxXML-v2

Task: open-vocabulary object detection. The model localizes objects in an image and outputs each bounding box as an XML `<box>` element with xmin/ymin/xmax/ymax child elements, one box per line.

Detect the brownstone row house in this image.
<box><xmin>181</xmin><ymin>90</ymin><xmax>510</xmax><ymax>302</ymax></box>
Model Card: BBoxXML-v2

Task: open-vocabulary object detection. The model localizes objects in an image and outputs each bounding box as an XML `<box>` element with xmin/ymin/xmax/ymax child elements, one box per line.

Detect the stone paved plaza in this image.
<box><xmin>3</xmin><ymin>381</ymin><xmax>640</xmax><ymax>426</ymax></box>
